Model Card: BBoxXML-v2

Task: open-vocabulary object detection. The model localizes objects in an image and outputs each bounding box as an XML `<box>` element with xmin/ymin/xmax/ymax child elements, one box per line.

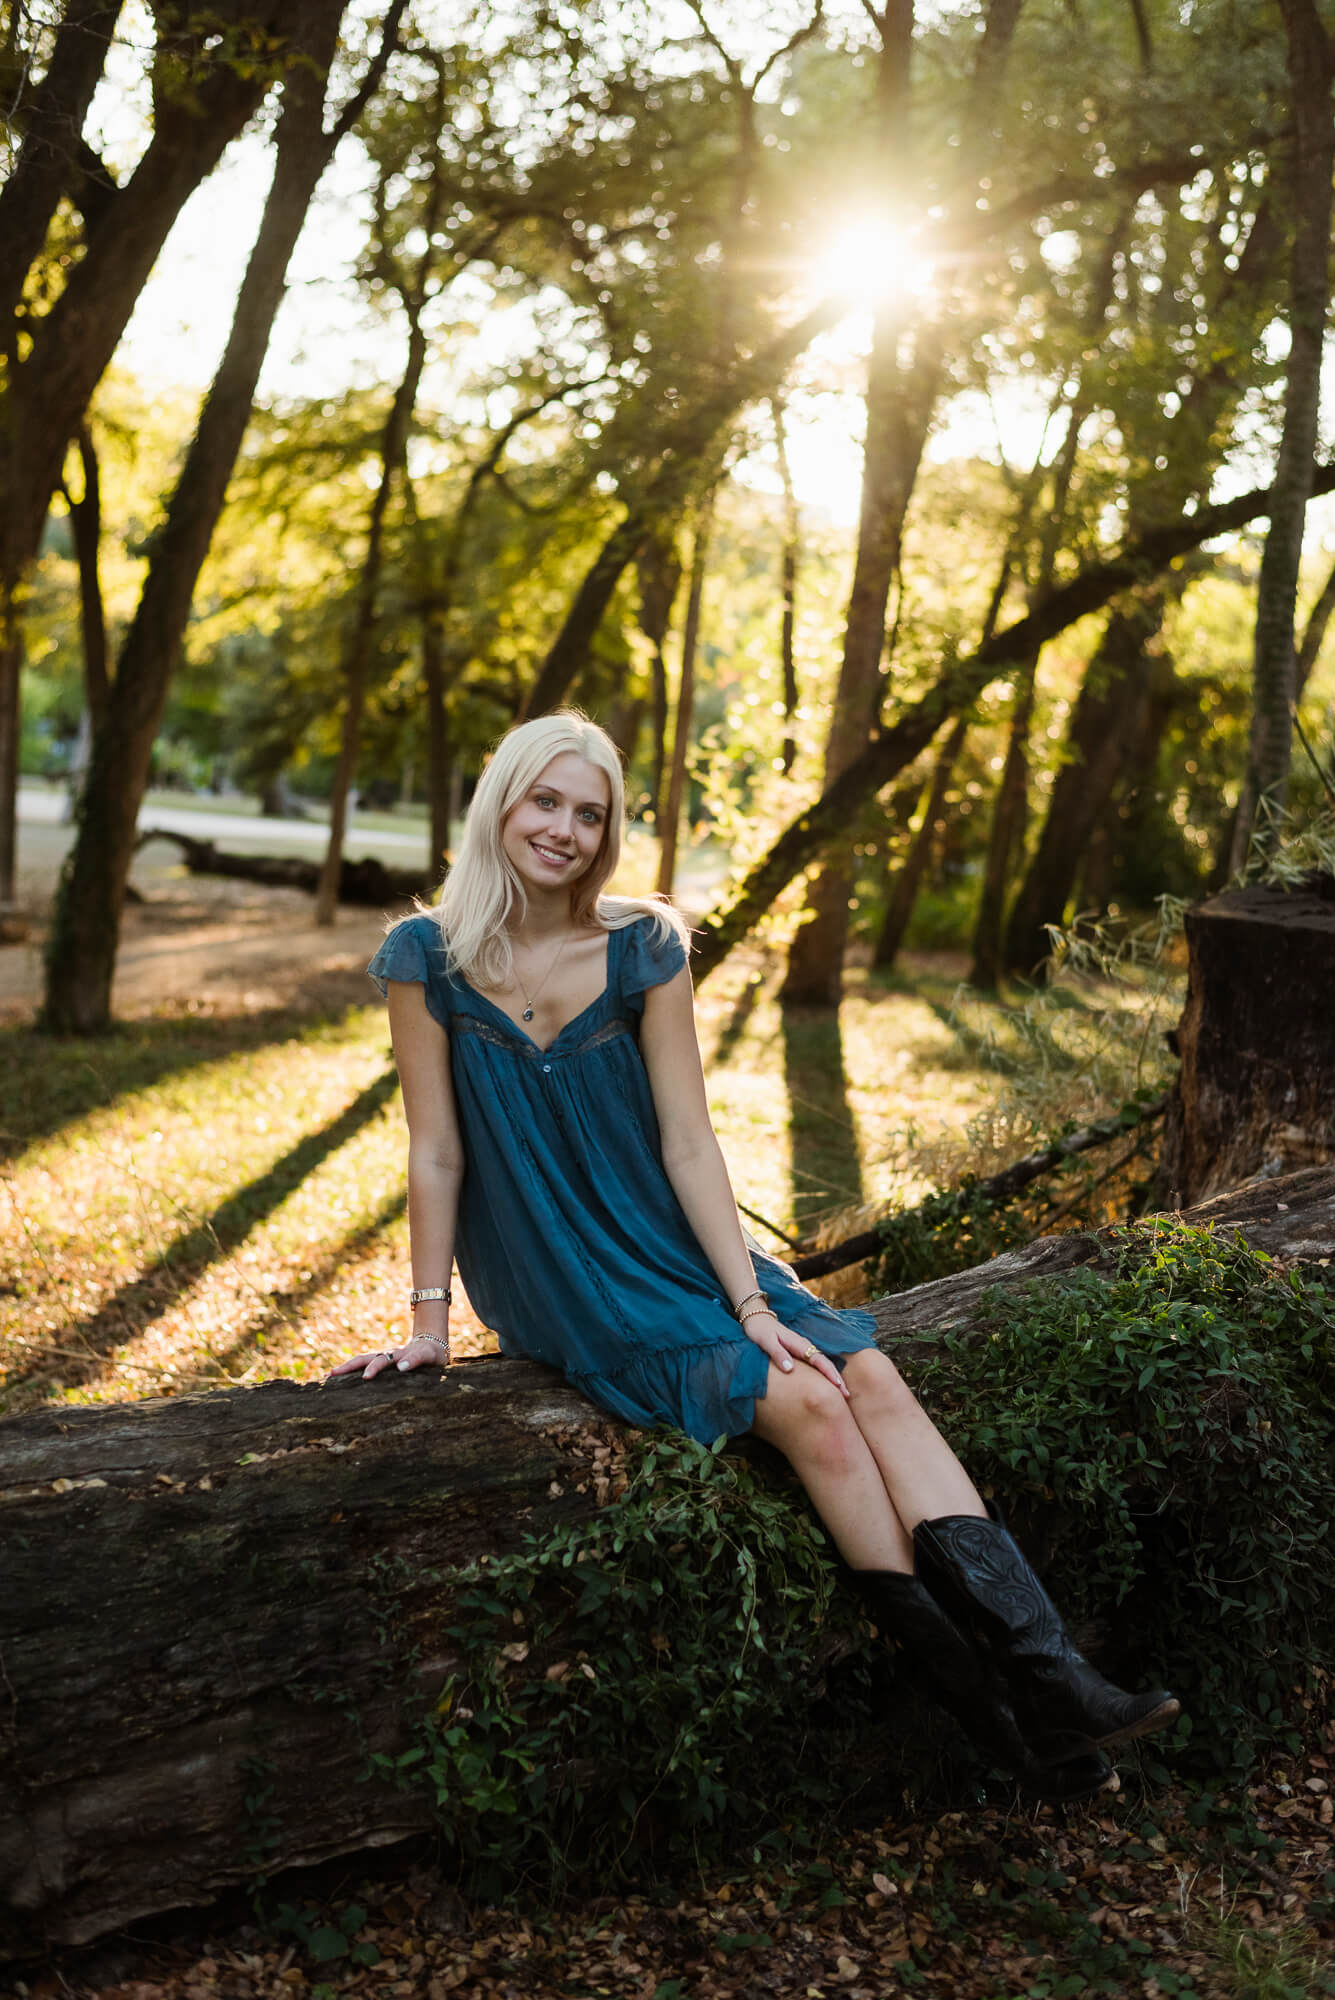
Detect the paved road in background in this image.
<box><xmin>18</xmin><ymin>785</ymin><xmax>429</xmax><ymax>862</ymax></box>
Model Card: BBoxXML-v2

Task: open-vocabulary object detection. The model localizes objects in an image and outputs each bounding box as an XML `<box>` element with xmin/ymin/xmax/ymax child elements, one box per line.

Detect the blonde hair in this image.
<box><xmin>430</xmin><ymin>711</ymin><xmax>690</xmax><ymax>990</ymax></box>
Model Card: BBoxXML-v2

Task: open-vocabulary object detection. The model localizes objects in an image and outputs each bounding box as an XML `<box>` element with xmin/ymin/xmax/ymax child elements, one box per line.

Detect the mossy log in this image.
<box><xmin>1161</xmin><ymin>875</ymin><xmax>1335</xmax><ymax>1206</ymax></box>
<box><xmin>2</xmin><ymin>1167</ymin><xmax>1333</xmax><ymax>1957</ymax></box>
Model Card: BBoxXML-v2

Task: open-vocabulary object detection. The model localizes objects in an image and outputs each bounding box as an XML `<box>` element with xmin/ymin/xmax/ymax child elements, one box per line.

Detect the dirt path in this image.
<box><xmin>0</xmin><ymin>838</ymin><xmax>398</xmax><ymax>1024</ymax></box>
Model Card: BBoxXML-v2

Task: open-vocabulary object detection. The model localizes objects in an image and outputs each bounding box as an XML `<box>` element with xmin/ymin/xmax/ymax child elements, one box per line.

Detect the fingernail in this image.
<box><xmin>782</xmin><ymin>1358</ymin><xmax>794</xmax><ymax>1371</ymax></box>
<box><xmin>397</xmin><ymin>1359</ymin><xmax>408</xmax><ymax>1371</ymax></box>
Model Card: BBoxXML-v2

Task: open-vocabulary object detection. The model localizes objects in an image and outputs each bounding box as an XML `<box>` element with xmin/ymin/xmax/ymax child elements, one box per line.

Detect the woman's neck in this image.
<box><xmin>507</xmin><ymin>894</ymin><xmax>583</xmax><ymax>946</ymax></box>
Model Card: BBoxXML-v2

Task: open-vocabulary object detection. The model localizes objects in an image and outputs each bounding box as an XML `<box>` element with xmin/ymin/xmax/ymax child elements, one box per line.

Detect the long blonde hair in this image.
<box><xmin>433</xmin><ymin>711</ymin><xmax>689</xmax><ymax>989</ymax></box>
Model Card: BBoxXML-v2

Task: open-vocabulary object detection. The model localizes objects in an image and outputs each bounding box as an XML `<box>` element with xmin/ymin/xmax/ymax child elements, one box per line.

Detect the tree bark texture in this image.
<box><xmin>1231</xmin><ymin>0</ymin><xmax>1335</xmax><ymax>868</ymax></box>
<box><xmin>690</xmin><ymin>459</ymin><xmax>1335</xmax><ymax>986</ymax></box>
<box><xmin>2</xmin><ymin>1166</ymin><xmax>1332</xmax><ymax>1957</ymax></box>
<box><xmin>1159</xmin><ymin>876</ymin><xmax>1335</xmax><ymax>1206</ymax></box>
<box><xmin>38</xmin><ymin>0</ymin><xmax>404</xmax><ymax>1029</ymax></box>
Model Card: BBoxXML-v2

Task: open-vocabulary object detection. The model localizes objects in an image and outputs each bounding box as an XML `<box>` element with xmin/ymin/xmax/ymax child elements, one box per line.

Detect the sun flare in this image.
<box><xmin>811</xmin><ymin>216</ymin><xmax>934</xmax><ymax>307</ymax></box>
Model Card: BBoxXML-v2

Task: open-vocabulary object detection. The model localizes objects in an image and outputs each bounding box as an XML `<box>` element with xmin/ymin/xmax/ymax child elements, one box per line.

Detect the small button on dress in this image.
<box><xmin>368</xmin><ymin>911</ymin><xmax>878</xmax><ymax>1442</ymax></box>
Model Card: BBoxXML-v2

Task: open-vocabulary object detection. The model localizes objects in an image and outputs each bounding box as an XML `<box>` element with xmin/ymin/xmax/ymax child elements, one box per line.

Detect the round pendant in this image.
<box><xmin>522</xmin><ymin>1006</ymin><xmax>534</xmax><ymax>1021</ymax></box>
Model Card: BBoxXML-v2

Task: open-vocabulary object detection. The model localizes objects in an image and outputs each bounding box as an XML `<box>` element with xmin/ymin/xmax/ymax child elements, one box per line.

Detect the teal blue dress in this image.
<box><xmin>368</xmin><ymin>911</ymin><xmax>879</xmax><ymax>1442</ymax></box>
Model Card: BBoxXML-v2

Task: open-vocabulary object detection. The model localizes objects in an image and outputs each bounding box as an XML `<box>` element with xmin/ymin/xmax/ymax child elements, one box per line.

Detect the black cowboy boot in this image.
<box><xmin>853</xmin><ymin>1568</ymin><xmax>1112</xmax><ymax>1803</ymax></box>
<box><xmin>912</xmin><ymin>1508</ymin><xmax>1179</xmax><ymax>1760</ymax></box>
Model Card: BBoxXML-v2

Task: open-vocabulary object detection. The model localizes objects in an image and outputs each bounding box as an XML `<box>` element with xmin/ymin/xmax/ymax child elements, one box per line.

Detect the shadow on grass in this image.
<box><xmin>0</xmin><ymin>1002</ymin><xmax>386</xmax><ymax>1163</ymax></box>
<box><xmin>778</xmin><ymin>1003</ymin><xmax>864</xmax><ymax>1236</ymax></box>
<box><xmin>712</xmin><ymin>969</ymin><xmax>768</xmax><ymax>1066</ymax></box>
<box><xmin>206</xmin><ymin>1186</ymin><xmax>409</xmax><ymax>1388</ymax></box>
<box><xmin>2</xmin><ymin>1067</ymin><xmax>402</xmax><ymax>1404</ymax></box>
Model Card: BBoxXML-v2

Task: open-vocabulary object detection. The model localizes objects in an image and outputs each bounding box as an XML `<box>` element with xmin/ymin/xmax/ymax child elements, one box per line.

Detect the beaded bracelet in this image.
<box><xmin>734</xmin><ymin>1289</ymin><xmax>770</xmax><ymax>1323</ymax></box>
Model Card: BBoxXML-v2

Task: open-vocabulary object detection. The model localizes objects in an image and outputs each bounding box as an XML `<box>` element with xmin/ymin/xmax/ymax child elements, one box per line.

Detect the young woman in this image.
<box><xmin>333</xmin><ymin>712</ymin><xmax>1178</xmax><ymax>1801</ymax></box>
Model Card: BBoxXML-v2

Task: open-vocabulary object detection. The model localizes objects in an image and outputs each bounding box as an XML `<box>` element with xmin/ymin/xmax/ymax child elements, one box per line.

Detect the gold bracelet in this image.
<box><xmin>738</xmin><ymin>1301</ymin><xmax>773</xmax><ymax>1324</ymax></box>
<box><xmin>410</xmin><ymin>1286</ymin><xmax>452</xmax><ymax>1307</ymax></box>
<box><xmin>733</xmin><ymin>1288</ymin><xmax>768</xmax><ymax>1320</ymax></box>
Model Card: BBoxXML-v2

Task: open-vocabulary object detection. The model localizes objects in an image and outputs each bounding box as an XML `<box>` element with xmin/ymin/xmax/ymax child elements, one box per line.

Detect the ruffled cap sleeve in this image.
<box><xmin>620</xmin><ymin>914</ymin><xmax>688</xmax><ymax>1014</ymax></box>
<box><xmin>367</xmin><ymin>914</ymin><xmax>451</xmax><ymax>1029</ymax></box>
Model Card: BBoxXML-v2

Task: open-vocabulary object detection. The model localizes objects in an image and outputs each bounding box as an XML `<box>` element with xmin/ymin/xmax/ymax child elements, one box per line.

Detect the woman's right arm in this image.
<box><xmin>328</xmin><ymin>979</ymin><xmax>465</xmax><ymax>1379</ymax></box>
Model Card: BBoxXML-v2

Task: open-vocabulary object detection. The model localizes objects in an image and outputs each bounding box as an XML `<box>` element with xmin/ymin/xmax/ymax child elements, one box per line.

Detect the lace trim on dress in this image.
<box><xmin>450</xmin><ymin>1013</ymin><xmax>516</xmax><ymax>1051</ymax></box>
<box><xmin>451</xmin><ymin>1012</ymin><xmax>634</xmax><ymax>1058</ymax></box>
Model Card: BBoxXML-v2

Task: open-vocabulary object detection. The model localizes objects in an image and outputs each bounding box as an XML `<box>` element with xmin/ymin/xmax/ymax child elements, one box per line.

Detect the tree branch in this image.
<box><xmin>691</xmin><ymin>458</ymin><xmax>1335</xmax><ymax>981</ymax></box>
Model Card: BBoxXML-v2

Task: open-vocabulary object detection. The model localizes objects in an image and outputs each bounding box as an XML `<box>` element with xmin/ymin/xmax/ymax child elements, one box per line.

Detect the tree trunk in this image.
<box><xmin>635</xmin><ymin>528</ymin><xmax>683</xmax><ymax>827</ymax></box>
<box><xmin>780</xmin><ymin>0</ymin><xmax>917</xmax><ymax>1009</ymax></box>
<box><xmin>656</xmin><ymin>496</ymin><xmax>713</xmax><ymax>895</ymax></box>
<box><xmin>2</xmin><ymin>1165</ymin><xmax>1332</xmax><ymax>1956</ymax></box>
<box><xmin>1002</xmin><ymin>594</ymin><xmax>1167</xmax><ymax>977</ymax></box>
<box><xmin>873</xmin><ymin>715</ymin><xmax>967</xmax><ymax>968</ymax></box>
<box><xmin>969</xmin><ymin>663</ymin><xmax>1035</xmax><ymax>987</ymax></box>
<box><xmin>689</xmin><ymin>462</ymin><xmax>1335</xmax><ymax>985</ymax></box>
<box><xmin>422</xmin><ymin>605</ymin><xmax>452</xmax><ymax>882</ymax></box>
<box><xmin>1160</xmin><ymin>874</ymin><xmax>1335</xmax><ymax>1205</ymax></box>
<box><xmin>40</xmin><ymin>0</ymin><xmax>402</xmax><ymax>1027</ymax></box>
<box><xmin>774</xmin><ymin>399</ymin><xmax>800</xmax><ymax>775</ymax></box>
<box><xmin>780</xmin><ymin>0</ymin><xmax>1029</xmax><ymax>1007</ymax></box>
<box><xmin>1230</xmin><ymin>0</ymin><xmax>1335</xmax><ymax>868</ymax></box>
<box><xmin>0</xmin><ymin>2</ymin><xmax>302</xmax><ymax>903</ymax></box>
<box><xmin>1296</xmin><ymin>553</ymin><xmax>1335</xmax><ymax>699</ymax></box>
<box><xmin>65</xmin><ymin>425</ymin><xmax>109</xmax><ymax>732</ymax></box>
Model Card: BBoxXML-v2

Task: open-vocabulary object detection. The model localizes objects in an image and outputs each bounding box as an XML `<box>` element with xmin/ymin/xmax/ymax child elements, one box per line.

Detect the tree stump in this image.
<box><xmin>2</xmin><ymin>1168</ymin><xmax>1333</xmax><ymax>1957</ymax></box>
<box><xmin>1160</xmin><ymin>875</ymin><xmax>1335</xmax><ymax>1207</ymax></box>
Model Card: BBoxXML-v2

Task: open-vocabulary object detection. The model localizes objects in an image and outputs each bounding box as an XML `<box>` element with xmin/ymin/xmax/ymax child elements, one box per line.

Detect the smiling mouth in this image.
<box><xmin>530</xmin><ymin>842</ymin><xmax>574</xmax><ymax>866</ymax></box>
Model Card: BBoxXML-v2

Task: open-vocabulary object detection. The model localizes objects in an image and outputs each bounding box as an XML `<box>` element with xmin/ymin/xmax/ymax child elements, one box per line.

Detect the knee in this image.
<box><xmin>773</xmin><ymin>1373</ymin><xmax>865</xmax><ymax>1477</ymax></box>
<box><xmin>845</xmin><ymin>1350</ymin><xmax>919</xmax><ymax>1425</ymax></box>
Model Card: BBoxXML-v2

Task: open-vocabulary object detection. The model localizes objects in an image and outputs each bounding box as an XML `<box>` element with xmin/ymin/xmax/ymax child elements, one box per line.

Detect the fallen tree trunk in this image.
<box><xmin>2</xmin><ymin>1167</ymin><xmax>1333</xmax><ymax>1956</ymax></box>
<box><xmin>138</xmin><ymin>829</ymin><xmax>429</xmax><ymax>905</ymax></box>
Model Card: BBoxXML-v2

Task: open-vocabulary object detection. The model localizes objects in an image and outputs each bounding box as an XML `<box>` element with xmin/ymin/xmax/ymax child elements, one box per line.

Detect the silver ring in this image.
<box><xmin>379</xmin><ymin>1350</ymin><xmax>396</xmax><ymax>1364</ymax></box>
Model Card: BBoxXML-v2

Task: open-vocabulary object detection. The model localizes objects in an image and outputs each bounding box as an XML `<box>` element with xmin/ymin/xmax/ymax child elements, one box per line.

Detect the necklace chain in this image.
<box><xmin>512</xmin><ymin>931</ymin><xmax>571</xmax><ymax>1022</ymax></box>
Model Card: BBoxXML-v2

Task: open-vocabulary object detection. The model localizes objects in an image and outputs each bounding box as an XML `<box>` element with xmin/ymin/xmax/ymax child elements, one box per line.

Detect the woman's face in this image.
<box><xmin>501</xmin><ymin>752</ymin><xmax>612</xmax><ymax>897</ymax></box>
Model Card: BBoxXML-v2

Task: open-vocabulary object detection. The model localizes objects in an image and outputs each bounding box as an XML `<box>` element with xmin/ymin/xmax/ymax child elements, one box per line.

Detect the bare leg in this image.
<box><xmin>750</xmin><ymin>1362</ymin><xmax>915</xmax><ymax>1570</ymax></box>
<box><xmin>841</xmin><ymin>1348</ymin><xmax>986</xmax><ymax>1531</ymax></box>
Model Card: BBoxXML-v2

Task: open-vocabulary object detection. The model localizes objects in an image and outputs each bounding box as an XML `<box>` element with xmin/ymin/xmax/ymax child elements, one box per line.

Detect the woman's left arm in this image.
<box><xmin>640</xmin><ymin>965</ymin><xmax>849</xmax><ymax>1396</ymax></box>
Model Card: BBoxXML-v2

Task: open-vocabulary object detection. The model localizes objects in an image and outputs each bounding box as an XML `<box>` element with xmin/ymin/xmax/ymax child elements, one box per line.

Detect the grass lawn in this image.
<box><xmin>1</xmin><ymin>947</ymin><xmax>1049</xmax><ymax>1415</ymax></box>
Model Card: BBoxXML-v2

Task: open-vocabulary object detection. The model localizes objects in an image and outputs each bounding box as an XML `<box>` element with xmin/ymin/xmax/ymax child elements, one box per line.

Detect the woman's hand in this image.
<box><xmin>326</xmin><ymin>1336</ymin><xmax>449</xmax><ymax>1382</ymax></box>
<box><xmin>740</xmin><ymin>1310</ymin><xmax>850</xmax><ymax>1398</ymax></box>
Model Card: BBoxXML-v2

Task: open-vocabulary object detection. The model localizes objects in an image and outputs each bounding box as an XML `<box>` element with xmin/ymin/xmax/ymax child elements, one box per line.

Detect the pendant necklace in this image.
<box><xmin>513</xmin><ymin>930</ymin><xmax>571</xmax><ymax>1022</ymax></box>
